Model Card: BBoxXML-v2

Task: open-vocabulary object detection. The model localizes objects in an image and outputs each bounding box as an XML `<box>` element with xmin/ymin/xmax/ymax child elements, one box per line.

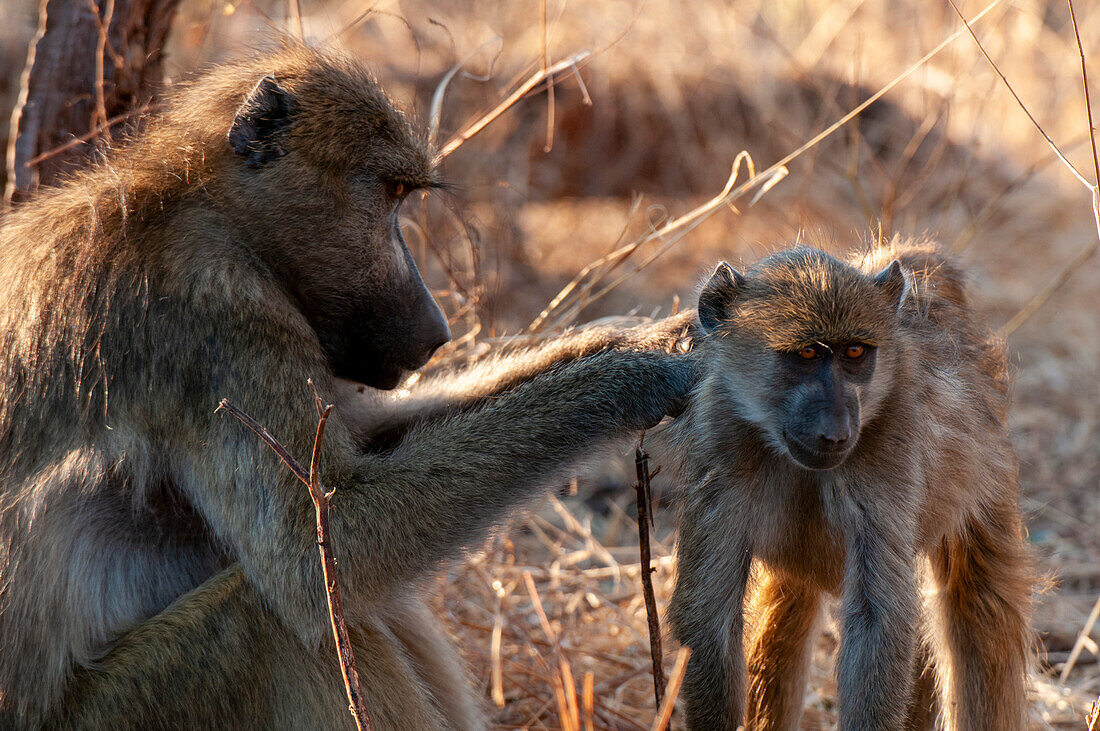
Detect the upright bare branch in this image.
<box><xmin>217</xmin><ymin>395</ymin><xmax>375</xmax><ymax>731</ymax></box>
<box><xmin>634</xmin><ymin>447</ymin><xmax>665</xmax><ymax>708</ymax></box>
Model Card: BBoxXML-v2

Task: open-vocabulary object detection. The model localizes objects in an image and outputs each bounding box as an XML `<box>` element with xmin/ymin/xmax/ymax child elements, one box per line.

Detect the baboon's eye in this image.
<box><xmin>797</xmin><ymin>344</ymin><xmax>819</xmax><ymax>360</ymax></box>
<box><xmin>844</xmin><ymin>344</ymin><xmax>866</xmax><ymax>360</ymax></box>
<box><xmin>385</xmin><ymin>180</ymin><xmax>410</xmax><ymax>200</ymax></box>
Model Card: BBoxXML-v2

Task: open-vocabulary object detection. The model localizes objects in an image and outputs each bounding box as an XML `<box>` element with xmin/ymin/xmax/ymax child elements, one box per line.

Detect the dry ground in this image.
<box><xmin>3</xmin><ymin>0</ymin><xmax>1098</xmax><ymax>727</ymax></box>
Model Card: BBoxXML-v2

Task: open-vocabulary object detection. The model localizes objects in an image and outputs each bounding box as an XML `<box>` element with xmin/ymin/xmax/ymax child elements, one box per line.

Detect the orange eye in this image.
<box><xmin>845</xmin><ymin>344</ymin><xmax>865</xmax><ymax>359</ymax></box>
<box><xmin>797</xmin><ymin>345</ymin><xmax>818</xmax><ymax>360</ymax></box>
<box><xmin>392</xmin><ymin>182</ymin><xmax>405</xmax><ymax>197</ymax></box>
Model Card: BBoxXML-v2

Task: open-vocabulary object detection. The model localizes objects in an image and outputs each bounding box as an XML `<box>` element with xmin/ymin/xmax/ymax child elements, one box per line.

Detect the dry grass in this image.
<box><xmin>3</xmin><ymin>0</ymin><xmax>1099</xmax><ymax>726</ymax></box>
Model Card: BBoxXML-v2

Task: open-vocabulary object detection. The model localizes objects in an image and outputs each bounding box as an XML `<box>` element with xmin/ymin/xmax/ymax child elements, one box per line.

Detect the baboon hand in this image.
<box><xmin>589</xmin><ymin>350</ymin><xmax>698</xmax><ymax>431</ymax></box>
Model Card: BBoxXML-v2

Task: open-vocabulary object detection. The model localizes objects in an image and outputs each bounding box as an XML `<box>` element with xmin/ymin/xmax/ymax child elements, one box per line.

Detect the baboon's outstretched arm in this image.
<box><xmin>44</xmin><ymin>333</ymin><xmax>692</xmax><ymax>730</ymax></box>
<box><xmin>338</xmin><ymin>312</ymin><xmax>695</xmax><ymax>450</ymax></box>
<box><xmin>197</xmin><ymin>347</ymin><xmax>694</xmax><ymax>637</ymax></box>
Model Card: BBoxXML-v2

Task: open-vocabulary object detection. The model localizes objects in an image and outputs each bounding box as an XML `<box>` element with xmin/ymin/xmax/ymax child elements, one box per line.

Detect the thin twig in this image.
<box><xmin>523</xmin><ymin>570</ymin><xmax>558</xmax><ymax>644</ymax></box>
<box><xmin>649</xmin><ymin>647</ymin><xmax>691</xmax><ymax>731</ymax></box>
<box><xmin>560</xmin><ymin>658</ymin><xmax>579</xmax><ymax>731</ymax></box>
<box><xmin>328</xmin><ymin>2</ymin><xmax>375</xmax><ymax>41</ymax></box>
<box><xmin>216</xmin><ymin>399</ymin><xmax>309</xmax><ymax>484</ymax></box>
<box><xmin>634</xmin><ymin>446</ymin><xmax>665</xmax><ymax>708</ymax></box>
<box><xmin>287</xmin><ymin>0</ymin><xmax>303</xmax><ymax>40</ymax></box>
<box><xmin>1061</xmin><ymin>593</ymin><xmax>1100</xmax><ymax>682</ymax></box>
<box><xmin>491</xmin><ymin>582</ymin><xmax>508</xmax><ymax>707</ymax></box>
<box><xmin>582</xmin><ymin>671</ymin><xmax>595</xmax><ymax>731</ymax></box>
<box><xmin>946</xmin><ymin>0</ymin><xmax>1091</xmax><ymax>189</ymax></box>
<box><xmin>1068</xmin><ymin>0</ymin><xmax>1100</xmax><ymax>191</ymax></box>
<box><xmin>1000</xmin><ymin>238</ymin><xmax>1100</xmax><ymax>337</ymax></box>
<box><xmin>991</xmin><ymin>0</ymin><xmax>1100</xmax><ymax>336</ymax></box>
<box><xmin>436</xmin><ymin>50</ymin><xmax>591</xmax><ymax>161</ymax></box>
<box><xmin>86</xmin><ymin>0</ymin><xmax>115</xmax><ymax>141</ymax></box>
<box><xmin>23</xmin><ymin>104</ymin><xmax>159</xmax><ymax>168</ymax></box>
<box><xmin>427</xmin><ymin>36</ymin><xmax>504</xmax><ymax>148</ymax></box>
<box><xmin>217</xmin><ymin>396</ymin><xmax>374</xmax><ymax>731</ymax></box>
<box><xmin>541</xmin><ymin>0</ymin><xmax>555</xmax><ymax>153</ymax></box>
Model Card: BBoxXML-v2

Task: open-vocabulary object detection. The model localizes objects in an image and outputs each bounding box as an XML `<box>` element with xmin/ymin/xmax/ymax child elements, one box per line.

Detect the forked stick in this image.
<box><xmin>217</xmin><ymin>385</ymin><xmax>374</xmax><ymax>731</ymax></box>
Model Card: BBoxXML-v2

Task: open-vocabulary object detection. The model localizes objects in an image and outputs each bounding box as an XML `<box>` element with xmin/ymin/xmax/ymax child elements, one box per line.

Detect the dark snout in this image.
<box><xmin>323</xmin><ymin>269</ymin><xmax>451</xmax><ymax>391</ymax></box>
<box><xmin>814</xmin><ymin>406</ymin><xmax>853</xmax><ymax>451</ymax></box>
<box><xmin>782</xmin><ymin>380</ymin><xmax>860</xmax><ymax>471</ymax></box>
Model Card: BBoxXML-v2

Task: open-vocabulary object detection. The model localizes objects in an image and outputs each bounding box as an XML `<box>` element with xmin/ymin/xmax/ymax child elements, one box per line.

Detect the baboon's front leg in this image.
<box><xmin>927</xmin><ymin>504</ymin><xmax>1032</xmax><ymax>731</ymax></box>
<box><xmin>670</xmin><ymin>493</ymin><xmax>752</xmax><ymax>730</ymax></box>
<box><xmin>744</xmin><ymin>568</ymin><xmax>821</xmax><ymax>731</ymax></box>
<box><xmin>835</xmin><ymin>501</ymin><xmax>919</xmax><ymax>731</ymax></box>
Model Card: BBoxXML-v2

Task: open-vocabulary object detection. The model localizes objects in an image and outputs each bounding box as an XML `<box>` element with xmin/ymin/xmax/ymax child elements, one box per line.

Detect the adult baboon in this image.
<box><xmin>0</xmin><ymin>46</ymin><xmax>695</xmax><ymax>729</ymax></box>
<box><xmin>668</xmin><ymin>240</ymin><xmax>1033</xmax><ymax>730</ymax></box>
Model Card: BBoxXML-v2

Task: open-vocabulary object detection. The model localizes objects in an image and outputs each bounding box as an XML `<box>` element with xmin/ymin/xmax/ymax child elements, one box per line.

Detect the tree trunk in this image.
<box><xmin>4</xmin><ymin>0</ymin><xmax>180</xmax><ymax>204</ymax></box>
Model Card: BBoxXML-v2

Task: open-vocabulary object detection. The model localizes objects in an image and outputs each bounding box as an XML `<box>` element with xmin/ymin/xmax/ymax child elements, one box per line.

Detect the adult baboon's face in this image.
<box><xmin>226</xmin><ymin>71</ymin><xmax>450</xmax><ymax>390</ymax></box>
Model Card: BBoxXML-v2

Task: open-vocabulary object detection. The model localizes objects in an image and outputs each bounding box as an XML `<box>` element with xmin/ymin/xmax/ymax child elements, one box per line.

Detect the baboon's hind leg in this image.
<box><xmin>53</xmin><ymin>567</ymin><xmax>449</xmax><ymax>730</ymax></box>
<box><xmin>384</xmin><ymin>596</ymin><xmax>488</xmax><ymax>730</ymax></box>
<box><xmin>744</xmin><ymin>568</ymin><xmax>821</xmax><ymax>731</ymax></box>
<box><xmin>927</xmin><ymin>504</ymin><xmax>1033</xmax><ymax>731</ymax></box>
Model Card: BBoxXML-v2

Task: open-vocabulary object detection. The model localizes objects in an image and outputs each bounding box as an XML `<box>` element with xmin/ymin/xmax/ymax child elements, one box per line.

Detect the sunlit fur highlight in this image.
<box><xmin>710</xmin><ymin>246</ymin><xmax>899</xmax><ymax>349</ymax></box>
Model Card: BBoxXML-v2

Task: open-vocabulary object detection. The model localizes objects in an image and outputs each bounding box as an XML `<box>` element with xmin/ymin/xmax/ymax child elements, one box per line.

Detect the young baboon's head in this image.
<box><xmin>696</xmin><ymin>247</ymin><xmax>908</xmax><ymax>470</ymax></box>
<box><xmin>174</xmin><ymin>46</ymin><xmax>450</xmax><ymax>390</ymax></box>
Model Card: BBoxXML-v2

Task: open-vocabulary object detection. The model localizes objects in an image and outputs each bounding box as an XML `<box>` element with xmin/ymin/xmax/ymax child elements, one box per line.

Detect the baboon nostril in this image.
<box><xmin>817</xmin><ymin>411</ymin><xmax>852</xmax><ymax>447</ymax></box>
<box><xmin>818</xmin><ymin>424</ymin><xmax>852</xmax><ymax>447</ymax></box>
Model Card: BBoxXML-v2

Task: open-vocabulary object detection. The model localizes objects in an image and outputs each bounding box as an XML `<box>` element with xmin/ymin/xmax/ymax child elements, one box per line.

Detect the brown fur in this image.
<box><xmin>0</xmin><ymin>45</ymin><xmax>695</xmax><ymax>728</ymax></box>
<box><xmin>669</xmin><ymin>239</ymin><xmax>1033</xmax><ymax>730</ymax></box>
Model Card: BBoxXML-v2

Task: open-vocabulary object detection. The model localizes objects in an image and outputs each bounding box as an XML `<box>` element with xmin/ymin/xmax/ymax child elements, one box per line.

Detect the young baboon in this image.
<box><xmin>668</xmin><ymin>240</ymin><xmax>1033</xmax><ymax>730</ymax></box>
<box><xmin>0</xmin><ymin>46</ymin><xmax>696</xmax><ymax>729</ymax></box>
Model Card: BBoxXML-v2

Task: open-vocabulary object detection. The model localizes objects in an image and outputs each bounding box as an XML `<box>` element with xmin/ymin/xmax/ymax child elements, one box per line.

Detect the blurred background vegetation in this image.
<box><xmin>2</xmin><ymin>0</ymin><xmax>1097</xmax><ymax>726</ymax></box>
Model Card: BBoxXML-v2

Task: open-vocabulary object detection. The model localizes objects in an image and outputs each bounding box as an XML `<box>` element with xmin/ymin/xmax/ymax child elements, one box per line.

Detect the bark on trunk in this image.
<box><xmin>5</xmin><ymin>0</ymin><xmax>180</xmax><ymax>203</ymax></box>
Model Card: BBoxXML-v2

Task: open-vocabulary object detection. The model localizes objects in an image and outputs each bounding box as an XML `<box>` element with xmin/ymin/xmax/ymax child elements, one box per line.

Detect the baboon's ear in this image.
<box><xmin>698</xmin><ymin>262</ymin><xmax>744</xmax><ymax>332</ymax></box>
<box><xmin>873</xmin><ymin>260</ymin><xmax>909</xmax><ymax>313</ymax></box>
<box><xmin>228</xmin><ymin>76</ymin><xmax>296</xmax><ymax>167</ymax></box>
